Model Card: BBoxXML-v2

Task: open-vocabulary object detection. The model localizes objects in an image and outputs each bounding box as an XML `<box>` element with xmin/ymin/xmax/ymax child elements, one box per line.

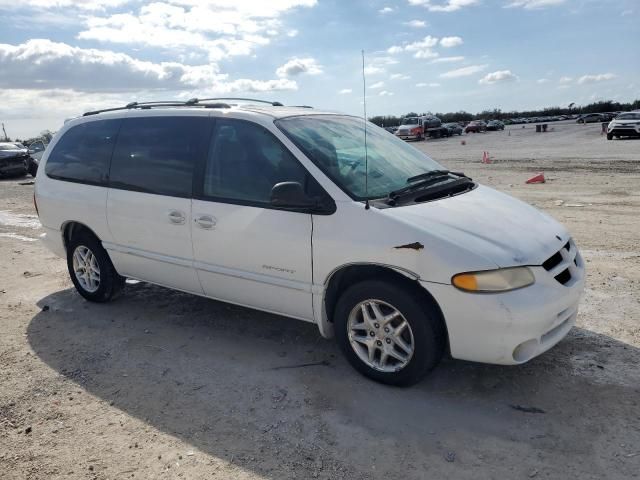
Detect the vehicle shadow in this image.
<box><xmin>27</xmin><ymin>283</ymin><xmax>640</xmax><ymax>479</ymax></box>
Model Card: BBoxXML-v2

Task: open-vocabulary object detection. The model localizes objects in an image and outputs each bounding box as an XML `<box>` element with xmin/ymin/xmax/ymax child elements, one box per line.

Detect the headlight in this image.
<box><xmin>452</xmin><ymin>267</ymin><xmax>535</xmax><ymax>293</ymax></box>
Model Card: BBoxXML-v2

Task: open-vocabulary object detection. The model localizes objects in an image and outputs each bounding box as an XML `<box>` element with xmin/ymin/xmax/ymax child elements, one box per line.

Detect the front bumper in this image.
<box><xmin>396</xmin><ymin>134</ymin><xmax>420</xmax><ymax>141</ymax></box>
<box><xmin>0</xmin><ymin>158</ymin><xmax>27</xmax><ymax>176</ymax></box>
<box><xmin>423</xmin><ymin>261</ymin><xmax>585</xmax><ymax>365</ymax></box>
<box><xmin>608</xmin><ymin>125</ymin><xmax>640</xmax><ymax>136</ymax></box>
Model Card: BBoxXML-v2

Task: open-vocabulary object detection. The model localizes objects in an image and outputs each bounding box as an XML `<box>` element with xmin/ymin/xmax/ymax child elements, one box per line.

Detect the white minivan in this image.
<box><xmin>35</xmin><ymin>99</ymin><xmax>585</xmax><ymax>386</ymax></box>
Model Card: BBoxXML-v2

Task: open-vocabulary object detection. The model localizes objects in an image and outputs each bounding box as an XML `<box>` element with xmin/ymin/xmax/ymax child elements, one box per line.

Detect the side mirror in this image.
<box><xmin>271</xmin><ymin>182</ymin><xmax>317</xmax><ymax>210</ymax></box>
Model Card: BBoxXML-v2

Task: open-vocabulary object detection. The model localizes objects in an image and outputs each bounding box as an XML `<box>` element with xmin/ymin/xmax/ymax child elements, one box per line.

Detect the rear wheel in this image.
<box><xmin>334</xmin><ymin>280</ymin><xmax>445</xmax><ymax>386</ymax></box>
<box><xmin>67</xmin><ymin>232</ymin><xmax>124</xmax><ymax>302</ymax></box>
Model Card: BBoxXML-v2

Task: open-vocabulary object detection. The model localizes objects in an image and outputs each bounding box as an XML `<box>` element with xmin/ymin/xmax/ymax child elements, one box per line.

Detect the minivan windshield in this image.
<box><xmin>276</xmin><ymin>115</ymin><xmax>444</xmax><ymax>200</ymax></box>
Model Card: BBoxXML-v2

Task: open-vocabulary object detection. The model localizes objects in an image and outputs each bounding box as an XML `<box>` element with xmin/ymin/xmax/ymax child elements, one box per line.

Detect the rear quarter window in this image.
<box><xmin>45</xmin><ymin>119</ymin><xmax>121</xmax><ymax>185</ymax></box>
<box><xmin>109</xmin><ymin>116</ymin><xmax>209</xmax><ymax>198</ymax></box>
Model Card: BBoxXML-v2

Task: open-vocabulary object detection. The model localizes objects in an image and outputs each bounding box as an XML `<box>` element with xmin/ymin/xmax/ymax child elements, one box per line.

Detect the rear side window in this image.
<box><xmin>109</xmin><ymin>116</ymin><xmax>209</xmax><ymax>198</ymax></box>
<box><xmin>45</xmin><ymin>119</ymin><xmax>120</xmax><ymax>185</ymax></box>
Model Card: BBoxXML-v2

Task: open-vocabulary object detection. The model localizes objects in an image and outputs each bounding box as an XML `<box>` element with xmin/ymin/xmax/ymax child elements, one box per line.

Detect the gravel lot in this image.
<box><xmin>1</xmin><ymin>121</ymin><xmax>639</xmax><ymax>479</ymax></box>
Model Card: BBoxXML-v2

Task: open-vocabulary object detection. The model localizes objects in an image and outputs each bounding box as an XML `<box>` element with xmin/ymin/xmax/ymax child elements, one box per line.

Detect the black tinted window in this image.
<box><xmin>202</xmin><ymin>119</ymin><xmax>319</xmax><ymax>204</ymax></box>
<box><xmin>110</xmin><ymin>116</ymin><xmax>209</xmax><ymax>197</ymax></box>
<box><xmin>45</xmin><ymin>119</ymin><xmax>120</xmax><ymax>185</ymax></box>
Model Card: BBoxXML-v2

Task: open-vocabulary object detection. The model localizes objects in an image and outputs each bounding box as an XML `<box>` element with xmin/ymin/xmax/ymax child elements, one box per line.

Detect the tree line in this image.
<box><xmin>368</xmin><ymin>99</ymin><xmax>640</xmax><ymax>127</ymax></box>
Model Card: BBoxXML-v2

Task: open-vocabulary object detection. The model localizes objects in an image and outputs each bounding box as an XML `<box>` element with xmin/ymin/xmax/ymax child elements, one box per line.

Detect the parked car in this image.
<box><xmin>464</xmin><ymin>120</ymin><xmax>486</xmax><ymax>133</ymax></box>
<box><xmin>395</xmin><ymin>115</ymin><xmax>448</xmax><ymax>141</ymax></box>
<box><xmin>35</xmin><ymin>100</ymin><xmax>585</xmax><ymax>386</ymax></box>
<box><xmin>486</xmin><ymin>120</ymin><xmax>504</xmax><ymax>131</ymax></box>
<box><xmin>27</xmin><ymin>140</ymin><xmax>48</xmax><ymax>176</ymax></box>
<box><xmin>443</xmin><ymin>123</ymin><xmax>463</xmax><ymax>136</ymax></box>
<box><xmin>383</xmin><ymin>126</ymin><xmax>398</xmax><ymax>134</ymax></box>
<box><xmin>0</xmin><ymin>142</ymin><xmax>29</xmax><ymax>178</ymax></box>
<box><xmin>576</xmin><ymin>113</ymin><xmax>604</xmax><ymax>124</ymax></box>
<box><xmin>607</xmin><ymin>111</ymin><xmax>640</xmax><ymax>140</ymax></box>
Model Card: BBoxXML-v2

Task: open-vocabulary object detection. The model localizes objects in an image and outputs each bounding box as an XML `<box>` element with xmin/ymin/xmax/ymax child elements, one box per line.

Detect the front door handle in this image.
<box><xmin>194</xmin><ymin>215</ymin><xmax>216</xmax><ymax>229</ymax></box>
<box><xmin>168</xmin><ymin>210</ymin><xmax>186</xmax><ymax>225</ymax></box>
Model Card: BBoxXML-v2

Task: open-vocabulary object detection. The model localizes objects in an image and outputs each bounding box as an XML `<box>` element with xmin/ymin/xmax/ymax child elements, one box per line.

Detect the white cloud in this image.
<box><xmin>338</xmin><ymin>88</ymin><xmax>352</xmax><ymax>94</ymax></box>
<box><xmin>369</xmin><ymin>81</ymin><xmax>385</xmax><ymax>89</ymax></box>
<box><xmin>440</xmin><ymin>64</ymin><xmax>488</xmax><ymax>78</ymax></box>
<box><xmin>408</xmin><ymin>0</ymin><xmax>479</xmax><ymax>12</ymax></box>
<box><xmin>404</xmin><ymin>20</ymin><xmax>427</xmax><ymax>27</ymax></box>
<box><xmin>379</xmin><ymin>6</ymin><xmax>394</xmax><ymax>13</ymax></box>
<box><xmin>416</xmin><ymin>82</ymin><xmax>440</xmax><ymax>87</ymax></box>
<box><xmin>479</xmin><ymin>70</ymin><xmax>518</xmax><ymax>84</ymax></box>
<box><xmin>505</xmin><ymin>0</ymin><xmax>566</xmax><ymax>9</ymax></box>
<box><xmin>431</xmin><ymin>56</ymin><xmax>464</xmax><ymax>63</ymax></box>
<box><xmin>75</xmin><ymin>0</ymin><xmax>317</xmax><ymax>61</ymax></box>
<box><xmin>577</xmin><ymin>73</ymin><xmax>617</xmax><ymax>84</ymax></box>
<box><xmin>287</xmin><ymin>29</ymin><xmax>299</xmax><ymax>37</ymax></box>
<box><xmin>387</xmin><ymin>46</ymin><xmax>404</xmax><ymax>55</ymax></box>
<box><xmin>537</xmin><ymin>78</ymin><xmax>549</xmax><ymax>83</ymax></box>
<box><xmin>363</xmin><ymin>56</ymin><xmax>398</xmax><ymax>75</ymax></box>
<box><xmin>0</xmin><ymin>39</ymin><xmax>297</xmax><ymax>94</ymax></box>
<box><xmin>440</xmin><ymin>36</ymin><xmax>463</xmax><ymax>47</ymax></box>
<box><xmin>559</xmin><ymin>76</ymin><xmax>573</xmax><ymax>84</ymax></box>
<box><xmin>405</xmin><ymin>35</ymin><xmax>439</xmax><ymax>51</ymax></box>
<box><xmin>379</xmin><ymin>90</ymin><xmax>394</xmax><ymax>96</ymax></box>
<box><xmin>413</xmin><ymin>50</ymin><xmax>439</xmax><ymax>59</ymax></box>
<box><xmin>390</xmin><ymin>74</ymin><xmax>411</xmax><ymax>80</ymax></box>
<box><xmin>0</xmin><ymin>0</ymin><xmax>128</xmax><ymax>10</ymax></box>
<box><xmin>276</xmin><ymin>57</ymin><xmax>323</xmax><ymax>77</ymax></box>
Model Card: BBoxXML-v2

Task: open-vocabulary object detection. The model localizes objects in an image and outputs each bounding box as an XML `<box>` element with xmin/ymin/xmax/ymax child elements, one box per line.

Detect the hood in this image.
<box><xmin>387</xmin><ymin>185</ymin><xmax>569</xmax><ymax>268</ymax></box>
<box><xmin>0</xmin><ymin>148</ymin><xmax>27</xmax><ymax>160</ymax></box>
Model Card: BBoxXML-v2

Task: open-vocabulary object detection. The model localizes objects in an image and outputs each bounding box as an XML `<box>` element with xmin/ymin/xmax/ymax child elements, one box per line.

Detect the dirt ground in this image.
<box><xmin>1</xmin><ymin>121</ymin><xmax>639</xmax><ymax>479</ymax></box>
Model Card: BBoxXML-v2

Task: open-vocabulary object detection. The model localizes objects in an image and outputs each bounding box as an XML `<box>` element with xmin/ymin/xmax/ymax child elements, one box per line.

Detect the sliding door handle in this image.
<box><xmin>194</xmin><ymin>215</ymin><xmax>216</xmax><ymax>229</ymax></box>
<box><xmin>168</xmin><ymin>210</ymin><xmax>186</xmax><ymax>225</ymax></box>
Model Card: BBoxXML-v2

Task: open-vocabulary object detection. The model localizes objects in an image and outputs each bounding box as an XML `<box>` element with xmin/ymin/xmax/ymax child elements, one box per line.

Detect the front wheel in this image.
<box><xmin>67</xmin><ymin>232</ymin><xmax>124</xmax><ymax>302</ymax></box>
<box><xmin>334</xmin><ymin>280</ymin><xmax>445</xmax><ymax>386</ymax></box>
<box><xmin>606</xmin><ymin>133</ymin><xmax>613</xmax><ymax>140</ymax></box>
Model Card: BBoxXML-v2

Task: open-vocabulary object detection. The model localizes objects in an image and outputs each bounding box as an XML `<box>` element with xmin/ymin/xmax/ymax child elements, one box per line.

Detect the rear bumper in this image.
<box><xmin>396</xmin><ymin>134</ymin><xmax>420</xmax><ymax>141</ymax></box>
<box><xmin>40</xmin><ymin>226</ymin><xmax>66</xmax><ymax>258</ymax></box>
<box><xmin>423</xmin><ymin>264</ymin><xmax>585</xmax><ymax>365</ymax></box>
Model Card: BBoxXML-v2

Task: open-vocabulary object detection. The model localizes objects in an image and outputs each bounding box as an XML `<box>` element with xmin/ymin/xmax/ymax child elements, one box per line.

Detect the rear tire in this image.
<box><xmin>67</xmin><ymin>232</ymin><xmax>124</xmax><ymax>302</ymax></box>
<box><xmin>334</xmin><ymin>280</ymin><xmax>445</xmax><ymax>386</ymax></box>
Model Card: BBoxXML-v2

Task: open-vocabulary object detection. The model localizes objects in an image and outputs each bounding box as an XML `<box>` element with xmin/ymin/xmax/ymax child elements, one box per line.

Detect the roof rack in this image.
<box><xmin>190</xmin><ymin>97</ymin><xmax>284</xmax><ymax>106</ymax></box>
<box><xmin>82</xmin><ymin>97</ymin><xmax>284</xmax><ymax>117</ymax></box>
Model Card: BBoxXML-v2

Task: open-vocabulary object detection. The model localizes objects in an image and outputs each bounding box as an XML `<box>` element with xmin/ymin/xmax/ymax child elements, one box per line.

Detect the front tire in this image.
<box><xmin>67</xmin><ymin>232</ymin><xmax>124</xmax><ymax>302</ymax></box>
<box><xmin>607</xmin><ymin>133</ymin><xmax>613</xmax><ymax>140</ymax></box>
<box><xmin>334</xmin><ymin>280</ymin><xmax>445</xmax><ymax>386</ymax></box>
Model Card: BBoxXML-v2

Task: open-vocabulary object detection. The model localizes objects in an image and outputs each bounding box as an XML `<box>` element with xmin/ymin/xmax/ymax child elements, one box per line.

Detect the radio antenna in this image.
<box><xmin>361</xmin><ymin>50</ymin><xmax>370</xmax><ymax>210</ymax></box>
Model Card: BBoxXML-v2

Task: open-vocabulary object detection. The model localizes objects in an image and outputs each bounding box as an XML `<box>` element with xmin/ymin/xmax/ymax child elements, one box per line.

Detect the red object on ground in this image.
<box><xmin>482</xmin><ymin>151</ymin><xmax>491</xmax><ymax>164</ymax></box>
<box><xmin>526</xmin><ymin>173</ymin><xmax>545</xmax><ymax>184</ymax></box>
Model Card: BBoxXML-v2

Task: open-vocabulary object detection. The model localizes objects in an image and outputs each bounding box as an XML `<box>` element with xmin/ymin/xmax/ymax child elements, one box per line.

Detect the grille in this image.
<box><xmin>543</xmin><ymin>239</ymin><xmax>579</xmax><ymax>285</ymax></box>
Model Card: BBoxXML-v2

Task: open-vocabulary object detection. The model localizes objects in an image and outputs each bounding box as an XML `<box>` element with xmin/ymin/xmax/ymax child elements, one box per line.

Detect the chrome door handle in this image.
<box><xmin>194</xmin><ymin>215</ymin><xmax>216</xmax><ymax>229</ymax></box>
<box><xmin>168</xmin><ymin>210</ymin><xmax>186</xmax><ymax>225</ymax></box>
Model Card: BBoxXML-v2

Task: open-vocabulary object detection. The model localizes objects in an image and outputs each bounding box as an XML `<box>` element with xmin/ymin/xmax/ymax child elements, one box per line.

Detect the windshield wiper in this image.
<box><xmin>388</xmin><ymin>172</ymin><xmax>472</xmax><ymax>205</ymax></box>
<box><xmin>406</xmin><ymin>170</ymin><xmax>467</xmax><ymax>183</ymax></box>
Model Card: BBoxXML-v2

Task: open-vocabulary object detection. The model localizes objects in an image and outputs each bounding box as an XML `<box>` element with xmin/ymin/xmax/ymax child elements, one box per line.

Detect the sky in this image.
<box><xmin>0</xmin><ymin>0</ymin><xmax>638</xmax><ymax>139</ymax></box>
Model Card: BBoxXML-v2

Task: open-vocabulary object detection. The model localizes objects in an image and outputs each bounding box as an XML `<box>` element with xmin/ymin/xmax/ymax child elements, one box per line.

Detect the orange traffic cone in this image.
<box><xmin>526</xmin><ymin>173</ymin><xmax>545</xmax><ymax>184</ymax></box>
<box><xmin>482</xmin><ymin>151</ymin><xmax>492</xmax><ymax>164</ymax></box>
